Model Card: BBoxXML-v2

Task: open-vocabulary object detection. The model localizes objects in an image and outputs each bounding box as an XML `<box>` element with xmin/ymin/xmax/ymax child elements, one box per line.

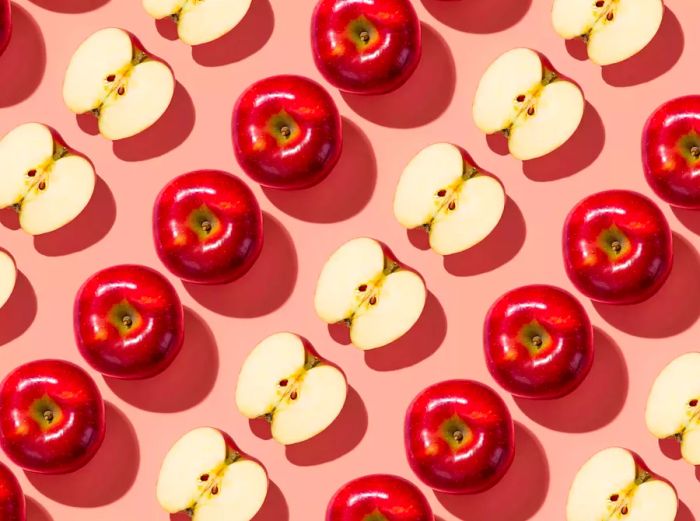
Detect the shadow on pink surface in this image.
<box><xmin>263</xmin><ymin>118</ymin><xmax>376</xmax><ymax>223</ymax></box>
<box><xmin>435</xmin><ymin>422</ymin><xmax>548</xmax><ymax>521</ymax></box>
<box><xmin>341</xmin><ymin>23</ymin><xmax>455</xmax><ymax>129</ymax></box>
<box><xmin>602</xmin><ymin>8</ymin><xmax>683</xmax><ymax>87</ymax></box>
<box><xmin>594</xmin><ymin>233</ymin><xmax>700</xmax><ymax>338</ymax></box>
<box><xmin>659</xmin><ymin>437</ymin><xmax>682</xmax><ymax>461</ymax></box>
<box><xmin>285</xmin><ymin>386</ymin><xmax>367</xmax><ymax>466</ymax></box>
<box><xmin>25</xmin><ymin>497</ymin><xmax>53</xmax><ymax>521</ymax></box>
<box><xmin>192</xmin><ymin>0</ymin><xmax>274</xmax><ymax>66</ymax></box>
<box><xmin>420</xmin><ymin>0</ymin><xmax>531</xmax><ymax>34</ymax></box>
<box><xmin>28</xmin><ymin>0</ymin><xmax>109</xmax><ymax>13</ymax></box>
<box><xmin>0</xmin><ymin>272</ymin><xmax>36</xmax><ymax>347</ymax></box>
<box><xmin>27</xmin><ymin>402</ymin><xmax>139</xmax><ymax>507</ymax></box>
<box><xmin>185</xmin><ymin>213</ymin><xmax>297</xmax><ymax>317</ymax></box>
<box><xmin>522</xmin><ymin>102</ymin><xmax>605</xmax><ymax>182</ymax></box>
<box><xmin>112</xmin><ymin>82</ymin><xmax>195</xmax><ymax>161</ymax></box>
<box><xmin>364</xmin><ymin>292</ymin><xmax>446</xmax><ymax>371</ymax></box>
<box><xmin>678</xmin><ymin>501</ymin><xmax>697</xmax><ymax>521</ymax></box>
<box><xmin>443</xmin><ymin>196</ymin><xmax>526</xmax><ymax>276</ymax></box>
<box><xmin>33</xmin><ymin>175</ymin><xmax>116</xmax><ymax>256</ymax></box>
<box><xmin>673</xmin><ymin>207</ymin><xmax>700</xmax><ymax>235</ymax></box>
<box><xmin>0</xmin><ymin>3</ymin><xmax>45</xmax><ymax>107</ymax></box>
<box><xmin>515</xmin><ymin>327</ymin><xmax>627</xmax><ymax>432</ymax></box>
<box><xmin>565</xmin><ymin>38</ymin><xmax>588</xmax><ymax>61</ymax></box>
<box><xmin>106</xmin><ymin>307</ymin><xmax>218</xmax><ymax>412</ymax></box>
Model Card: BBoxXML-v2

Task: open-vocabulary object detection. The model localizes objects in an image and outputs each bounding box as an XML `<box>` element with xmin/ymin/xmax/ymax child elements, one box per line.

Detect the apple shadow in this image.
<box><xmin>33</xmin><ymin>175</ymin><xmax>116</xmax><ymax>256</ymax></box>
<box><xmin>112</xmin><ymin>82</ymin><xmax>195</xmax><ymax>161</ymax></box>
<box><xmin>565</xmin><ymin>38</ymin><xmax>589</xmax><ymax>61</ymax></box>
<box><xmin>515</xmin><ymin>327</ymin><xmax>627</xmax><ymax>432</ymax></box>
<box><xmin>672</xmin><ymin>207</ymin><xmax>700</xmax><ymax>236</ymax></box>
<box><xmin>341</xmin><ymin>23</ymin><xmax>455</xmax><ymax>129</ymax></box>
<box><xmin>263</xmin><ymin>118</ymin><xmax>376</xmax><ymax>223</ymax></box>
<box><xmin>593</xmin><ymin>233</ymin><xmax>700</xmax><ymax>338</ymax></box>
<box><xmin>486</xmin><ymin>133</ymin><xmax>510</xmax><ymax>156</ymax></box>
<box><xmin>25</xmin><ymin>497</ymin><xmax>53</xmax><ymax>521</ymax></box>
<box><xmin>420</xmin><ymin>0</ymin><xmax>531</xmax><ymax>33</ymax></box>
<box><xmin>192</xmin><ymin>0</ymin><xmax>274</xmax><ymax>66</ymax></box>
<box><xmin>602</xmin><ymin>8</ymin><xmax>683</xmax><ymax>87</ymax></box>
<box><xmin>106</xmin><ymin>307</ymin><xmax>218</xmax><ymax>412</ymax></box>
<box><xmin>0</xmin><ymin>3</ymin><xmax>45</xmax><ymax>107</ymax></box>
<box><xmin>658</xmin><ymin>438</ymin><xmax>682</xmax><ymax>461</ymax></box>
<box><xmin>678</xmin><ymin>501</ymin><xmax>697</xmax><ymax>521</ymax></box>
<box><xmin>444</xmin><ymin>196</ymin><xmax>526</xmax><ymax>276</ymax></box>
<box><xmin>0</xmin><ymin>272</ymin><xmax>37</xmax><ymax>347</ymax></box>
<box><xmin>27</xmin><ymin>402</ymin><xmax>139</xmax><ymax>507</ymax></box>
<box><xmin>28</xmin><ymin>0</ymin><xmax>109</xmax><ymax>13</ymax></box>
<box><xmin>0</xmin><ymin>208</ymin><xmax>20</xmax><ymax>231</ymax></box>
<box><xmin>249</xmin><ymin>417</ymin><xmax>273</xmax><ymax>441</ymax></box>
<box><xmin>522</xmin><ymin>102</ymin><xmax>605</xmax><ymax>181</ymax></box>
<box><xmin>185</xmin><ymin>213</ymin><xmax>297</xmax><ymax>318</ymax></box>
<box><xmin>364</xmin><ymin>292</ymin><xmax>446</xmax><ymax>371</ymax></box>
<box><xmin>435</xmin><ymin>423</ymin><xmax>548</xmax><ymax>521</ymax></box>
<box><xmin>253</xmin><ymin>481</ymin><xmax>289</xmax><ymax>521</ymax></box>
<box><xmin>285</xmin><ymin>386</ymin><xmax>367</xmax><ymax>466</ymax></box>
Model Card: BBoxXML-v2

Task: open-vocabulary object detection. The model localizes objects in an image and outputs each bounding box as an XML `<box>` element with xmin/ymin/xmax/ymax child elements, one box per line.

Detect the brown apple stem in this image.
<box><xmin>532</xmin><ymin>335</ymin><xmax>542</xmax><ymax>348</ymax></box>
<box><xmin>453</xmin><ymin>430</ymin><xmax>464</xmax><ymax>442</ymax></box>
<box><xmin>43</xmin><ymin>410</ymin><xmax>54</xmax><ymax>423</ymax></box>
<box><xmin>122</xmin><ymin>315</ymin><xmax>133</xmax><ymax>328</ymax></box>
<box><xmin>360</xmin><ymin>31</ymin><xmax>370</xmax><ymax>43</ymax></box>
<box><xmin>280</xmin><ymin>126</ymin><xmax>291</xmax><ymax>138</ymax></box>
<box><xmin>201</xmin><ymin>220</ymin><xmax>212</xmax><ymax>233</ymax></box>
<box><xmin>611</xmin><ymin>241</ymin><xmax>622</xmax><ymax>253</ymax></box>
<box><xmin>691</xmin><ymin>146</ymin><xmax>700</xmax><ymax>158</ymax></box>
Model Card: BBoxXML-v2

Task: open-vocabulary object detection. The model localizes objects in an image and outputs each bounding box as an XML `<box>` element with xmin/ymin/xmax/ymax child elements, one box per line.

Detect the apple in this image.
<box><xmin>472</xmin><ymin>48</ymin><xmax>584</xmax><ymax>160</ymax></box>
<box><xmin>566</xmin><ymin>447</ymin><xmax>677</xmax><ymax>521</ymax></box>
<box><xmin>74</xmin><ymin>264</ymin><xmax>185</xmax><ymax>379</ymax></box>
<box><xmin>63</xmin><ymin>28</ymin><xmax>175</xmax><ymax>140</ymax></box>
<box><xmin>232</xmin><ymin>75</ymin><xmax>342</xmax><ymax>189</ymax></box>
<box><xmin>642</xmin><ymin>95</ymin><xmax>700</xmax><ymax>209</ymax></box>
<box><xmin>563</xmin><ymin>190</ymin><xmax>673</xmax><ymax>304</ymax></box>
<box><xmin>326</xmin><ymin>474</ymin><xmax>434</xmax><ymax>521</ymax></box>
<box><xmin>404</xmin><ymin>379</ymin><xmax>515</xmax><ymax>494</ymax></box>
<box><xmin>393</xmin><ymin>143</ymin><xmax>505</xmax><ymax>255</ymax></box>
<box><xmin>0</xmin><ymin>122</ymin><xmax>95</xmax><ymax>235</ymax></box>
<box><xmin>0</xmin><ymin>462</ymin><xmax>25</xmax><ymax>521</ymax></box>
<box><xmin>314</xmin><ymin>237</ymin><xmax>426</xmax><ymax>350</ymax></box>
<box><xmin>645</xmin><ymin>352</ymin><xmax>700</xmax><ymax>465</ymax></box>
<box><xmin>552</xmin><ymin>0</ymin><xmax>663</xmax><ymax>66</ymax></box>
<box><xmin>235</xmin><ymin>332</ymin><xmax>347</xmax><ymax>445</ymax></box>
<box><xmin>484</xmin><ymin>285</ymin><xmax>594</xmax><ymax>399</ymax></box>
<box><xmin>153</xmin><ymin>170</ymin><xmax>263</xmax><ymax>284</ymax></box>
<box><xmin>0</xmin><ymin>250</ymin><xmax>16</xmax><ymax>309</ymax></box>
<box><xmin>143</xmin><ymin>0</ymin><xmax>252</xmax><ymax>45</ymax></box>
<box><xmin>157</xmin><ymin>427</ymin><xmax>268</xmax><ymax>521</ymax></box>
<box><xmin>0</xmin><ymin>0</ymin><xmax>10</xmax><ymax>57</ymax></box>
<box><xmin>0</xmin><ymin>360</ymin><xmax>105</xmax><ymax>474</ymax></box>
<box><xmin>310</xmin><ymin>0</ymin><xmax>421</xmax><ymax>94</ymax></box>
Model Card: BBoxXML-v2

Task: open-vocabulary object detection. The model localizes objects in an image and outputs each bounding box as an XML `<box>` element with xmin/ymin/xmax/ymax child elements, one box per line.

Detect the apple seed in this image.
<box><xmin>27</xmin><ymin>169</ymin><xmax>36</xmax><ymax>177</ymax></box>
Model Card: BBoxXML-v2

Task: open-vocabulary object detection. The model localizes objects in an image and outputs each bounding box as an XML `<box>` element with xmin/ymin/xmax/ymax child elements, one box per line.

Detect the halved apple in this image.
<box><xmin>0</xmin><ymin>251</ymin><xmax>16</xmax><ymax>309</ymax></box>
<box><xmin>63</xmin><ymin>28</ymin><xmax>175</xmax><ymax>140</ymax></box>
<box><xmin>143</xmin><ymin>0</ymin><xmax>252</xmax><ymax>45</ymax></box>
<box><xmin>235</xmin><ymin>332</ymin><xmax>347</xmax><ymax>445</ymax></box>
<box><xmin>156</xmin><ymin>427</ymin><xmax>268</xmax><ymax>521</ymax></box>
<box><xmin>646</xmin><ymin>352</ymin><xmax>700</xmax><ymax>465</ymax></box>
<box><xmin>314</xmin><ymin>237</ymin><xmax>426</xmax><ymax>350</ymax></box>
<box><xmin>552</xmin><ymin>0</ymin><xmax>663</xmax><ymax>66</ymax></box>
<box><xmin>472</xmin><ymin>48</ymin><xmax>584</xmax><ymax>161</ymax></box>
<box><xmin>394</xmin><ymin>143</ymin><xmax>505</xmax><ymax>255</ymax></box>
<box><xmin>0</xmin><ymin>123</ymin><xmax>95</xmax><ymax>235</ymax></box>
<box><xmin>567</xmin><ymin>447</ymin><xmax>677</xmax><ymax>521</ymax></box>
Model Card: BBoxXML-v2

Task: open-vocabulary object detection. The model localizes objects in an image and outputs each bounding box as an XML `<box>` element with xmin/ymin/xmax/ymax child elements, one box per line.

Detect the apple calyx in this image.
<box><xmin>342</xmin><ymin>260</ymin><xmax>400</xmax><ymax>328</ymax></box>
<box><xmin>502</xmin><ymin>69</ymin><xmax>558</xmax><ymax>139</ymax></box>
<box><xmin>262</xmin><ymin>352</ymin><xmax>321</xmax><ymax>423</ymax></box>
<box><xmin>184</xmin><ymin>448</ymin><xmax>242</xmax><ymax>516</ymax></box>
<box><xmin>90</xmin><ymin>48</ymin><xmax>148</xmax><ymax>118</ymax></box>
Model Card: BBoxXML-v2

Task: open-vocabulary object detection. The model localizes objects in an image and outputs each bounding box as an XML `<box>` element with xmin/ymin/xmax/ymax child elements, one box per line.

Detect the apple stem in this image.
<box><xmin>532</xmin><ymin>335</ymin><xmax>543</xmax><ymax>348</ymax></box>
<box><xmin>280</xmin><ymin>126</ymin><xmax>291</xmax><ymax>139</ymax></box>
<box><xmin>360</xmin><ymin>31</ymin><xmax>370</xmax><ymax>43</ymax></box>
<box><xmin>611</xmin><ymin>241</ymin><xmax>622</xmax><ymax>253</ymax></box>
<box><xmin>201</xmin><ymin>220</ymin><xmax>212</xmax><ymax>233</ymax></box>
<box><xmin>43</xmin><ymin>410</ymin><xmax>54</xmax><ymax>423</ymax></box>
<box><xmin>453</xmin><ymin>430</ymin><xmax>464</xmax><ymax>442</ymax></box>
<box><xmin>691</xmin><ymin>146</ymin><xmax>700</xmax><ymax>158</ymax></box>
<box><xmin>122</xmin><ymin>315</ymin><xmax>133</xmax><ymax>328</ymax></box>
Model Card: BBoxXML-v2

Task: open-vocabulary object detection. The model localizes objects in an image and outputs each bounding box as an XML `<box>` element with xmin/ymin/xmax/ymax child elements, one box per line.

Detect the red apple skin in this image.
<box><xmin>563</xmin><ymin>190</ymin><xmax>673</xmax><ymax>305</ymax></box>
<box><xmin>74</xmin><ymin>264</ymin><xmax>185</xmax><ymax>379</ymax></box>
<box><xmin>311</xmin><ymin>0</ymin><xmax>422</xmax><ymax>95</ymax></box>
<box><xmin>153</xmin><ymin>170</ymin><xmax>263</xmax><ymax>285</ymax></box>
<box><xmin>326</xmin><ymin>474</ymin><xmax>434</xmax><ymax>521</ymax></box>
<box><xmin>0</xmin><ymin>462</ymin><xmax>25</xmax><ymax>521</ymax></box>
<box><xmin>0</xmin><ymin>360</ymin><xmax>105</xmax><ymax>474</ymax></box>
<box><xmin>0</xmin><ymin>0</ymin><xmax>10</xmax><ymax>57</ymax></box>
<box><xmin>484</xmin><ymin>285</ymin><xmax>594</xmax><ymax>399</ymax></box>
<box><xmin>232</xmin><ymin>75</ymin><xmax>342</xmax><ymax>189</ymax></box>
<box><xmin>404</xmin><ymin>380</ymin><xmax>515</xmax><ymax>494</ymax></box>
<box><xmin>642</xmin><ymin>96</ymin><xmax>700</xmax><ymax>209</ymax></box>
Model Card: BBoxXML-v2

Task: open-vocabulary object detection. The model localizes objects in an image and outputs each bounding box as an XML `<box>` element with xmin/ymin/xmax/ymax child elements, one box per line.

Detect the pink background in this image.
<box><xmin>0</xmin><ymin>0</ymin><xmax>699</xmax><ymax>519</ymax></box>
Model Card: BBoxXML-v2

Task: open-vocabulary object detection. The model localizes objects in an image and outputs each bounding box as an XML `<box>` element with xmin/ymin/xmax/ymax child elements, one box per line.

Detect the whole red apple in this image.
<box><xmin>0</xmin><ymin>0</ymin><xmax>10</xmax><ymax>57</ymax></box>
<box><xmin>232</xmin><ymin>75</ymin><xmax>342</xmax><ymax>189</ymax></box>
<box><xmin>74</xmin><ymin>264</ymin><xmax>185</xmax><ymax>379</ymax></box>
<box><xmin>404</xmin><ymin>380</ymin><xmax>514</xmax><ymax>494</ymax></box>
<box><xmin>563</xmin><ymin>190</ymin><xmax>673</xmax><ymax>304</ymax></box>
<box><xmin>153</xmin><ymin>170</ymin><xmax>264</xmax><ymax>284</ymax></box>
<box><xmin>0</xmin><ymin>360</ymin><xmax>105</xmax><ymax>474</ymax></box>
<box><xmin>326</xmin><ymin>474</ymin><xmax>434</xmax><ymax>521</ymax></box>
<box><xmin>643</xmin><ymin>95</ymin><xmax>700</xmax><ymax>209</ymax></box>
<box><xmin>0</xmin><ymin>462</ymin><xmax>24</xmax><ymax>521</ymax></box>
<box><xmin>311</xmin><ymin>0</ymin><xmax>421</xmax><ymax>94</ymax></box>
<box><xmin>484</xmin><ymin>285</ymin><xmax>594</xmax><ymax>399</ymax></box>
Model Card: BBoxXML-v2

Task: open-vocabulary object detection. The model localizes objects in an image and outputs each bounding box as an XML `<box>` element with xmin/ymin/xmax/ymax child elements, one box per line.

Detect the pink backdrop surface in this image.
<box><xmin>0</xmin><ymin>0</ymin><xmax>698</xmax><ymax>519</ymax></box>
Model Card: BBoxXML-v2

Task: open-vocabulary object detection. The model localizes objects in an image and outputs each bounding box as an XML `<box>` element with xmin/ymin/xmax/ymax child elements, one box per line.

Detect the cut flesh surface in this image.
<box><xmin>0</xmin><ymin>251</ymin><xmax>16</xmax><ymax>309</ymax></box>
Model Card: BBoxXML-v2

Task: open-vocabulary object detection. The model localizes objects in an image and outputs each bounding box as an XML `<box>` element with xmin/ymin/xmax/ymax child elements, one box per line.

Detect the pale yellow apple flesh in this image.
<box><xmin>314</xmin><ymin>237</ymin><xmax>426</xmax><ymax>350</ymax></box>
<box><xmin>0</xmin><ymin>251</ymin><xmax>16</xmax><ymax>309</ymax></box>
<box><xmin>235</xmin><ymin>332</ymin><xmax>347</xmax><ymax>445</ymax></box>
